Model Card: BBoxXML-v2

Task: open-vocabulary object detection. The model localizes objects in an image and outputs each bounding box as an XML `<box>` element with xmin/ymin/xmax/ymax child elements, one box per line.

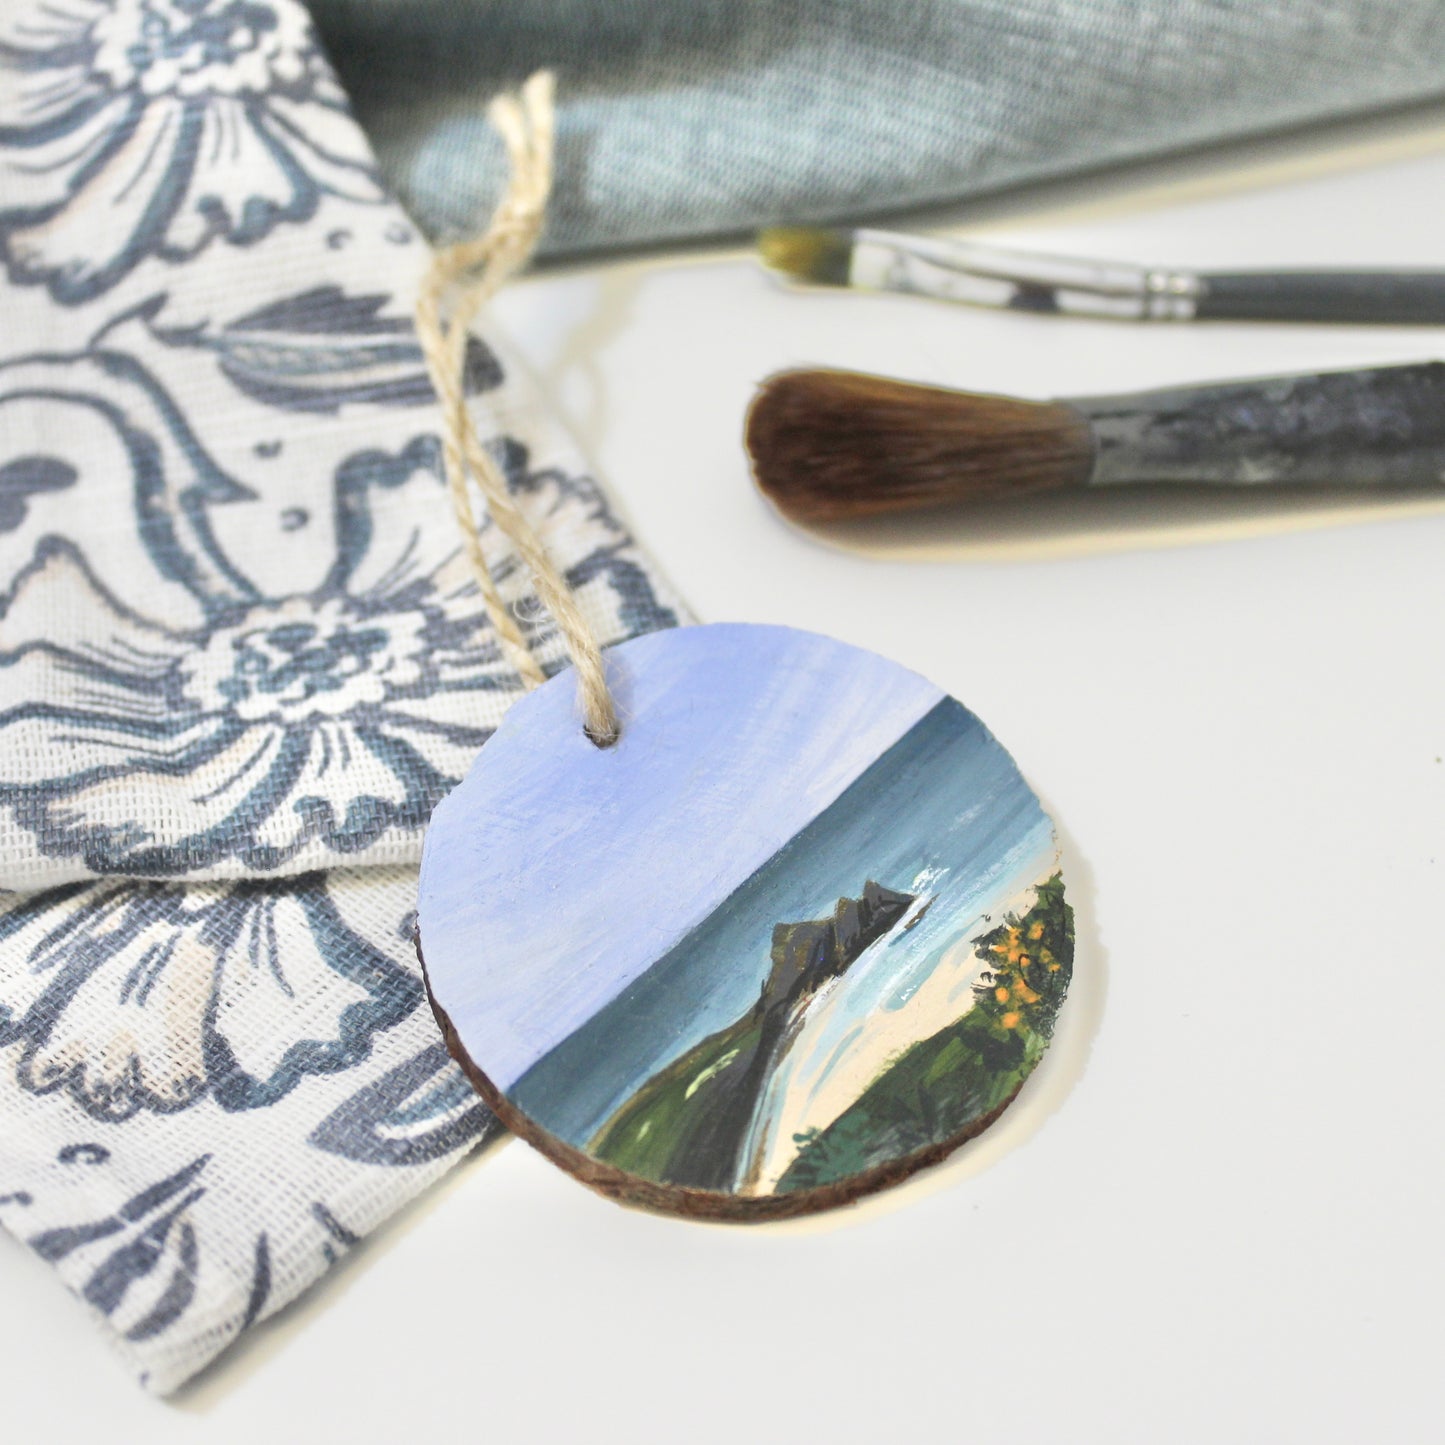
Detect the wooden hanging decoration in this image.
<box><xmin>418</xmin><ymin>623</ymin><xmax>1072</xmax><ymax>1221</ymax></box>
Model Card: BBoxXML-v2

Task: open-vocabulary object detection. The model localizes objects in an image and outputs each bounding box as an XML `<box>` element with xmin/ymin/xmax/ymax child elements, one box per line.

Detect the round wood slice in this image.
<box><xmin>419</xmin><ymin>623</ymin><xmax>1072</xmax><ymax>1221</ymax></box>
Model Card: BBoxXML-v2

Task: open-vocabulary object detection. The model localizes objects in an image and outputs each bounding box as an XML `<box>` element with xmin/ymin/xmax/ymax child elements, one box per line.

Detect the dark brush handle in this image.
<box><xmin>1068</xmin><ymin>362</ymin><xmax>1445</xmax><ymax>487</ymax></box>
<box><xmin>1197</xmin><ymin>272</ymin><xmax>1445</xmax><ymax>325</ymax></box>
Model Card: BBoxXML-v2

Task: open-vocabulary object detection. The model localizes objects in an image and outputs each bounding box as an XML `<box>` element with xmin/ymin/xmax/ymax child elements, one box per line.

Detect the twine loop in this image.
<box><xmin>415</xmin><ymin>71</ymin><xmax>619</xmax><ymax>746</ymax></box>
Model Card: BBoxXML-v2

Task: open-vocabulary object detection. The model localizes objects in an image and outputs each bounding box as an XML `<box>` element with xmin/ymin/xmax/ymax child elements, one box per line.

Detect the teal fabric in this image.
<box><xmin>307</xmin><ymin>0</ymin><xmax>1445</xmax><ymax>255</ymax></box>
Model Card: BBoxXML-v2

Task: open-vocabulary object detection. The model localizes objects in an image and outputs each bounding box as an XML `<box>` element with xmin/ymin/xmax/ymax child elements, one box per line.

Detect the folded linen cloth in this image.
<box><xmin>307</xmin><ymin>0</ymin><xmax>1445</xmax><ymax>256</ymax></box>
<box><xmin>0</xmin><ymin>0</ymin><xmax>682</xmax><ymax>1393</ymax></box>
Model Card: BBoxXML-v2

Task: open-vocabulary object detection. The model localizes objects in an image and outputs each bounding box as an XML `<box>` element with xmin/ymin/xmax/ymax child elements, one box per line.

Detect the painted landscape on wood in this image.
<box><xmin>509</xmin><ymin>696</ymin><xmax>1070</xmax><ymax>1199</ymax></box>
<box><xmin>419</xmin><ymin>624</ymin><xmax>1073</xmax><ymax>1212</ymax></box>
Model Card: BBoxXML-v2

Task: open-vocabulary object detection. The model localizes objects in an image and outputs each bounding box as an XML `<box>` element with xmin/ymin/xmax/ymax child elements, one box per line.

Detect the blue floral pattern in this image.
<box><xmin>28</xmin><ymin>1152</ymin><xmax>216</xmax><ymax>1350</ymax></box>
<box><xmin>0</xmin><ymin>309</ymin><xmax>677</xmax><ymax>882</ymax></box>
<box><xmin>0</xmin><ymin>0</ymin><xmax>384</xmax><ymax>303</ymax></box>
<box><xmin>0</xmin><ymin>872</ymin><xmax>416</xmax><ymax>1120</ymax></box>
<box><xmin>0</xmin><ymin>0</ymin><xmax>684</xmax><ymax>1395</ymax></box>
<box><xmin>0</xmin><ymin>864</ymin><xmax>503</xmax><ymax>1388</ymax></box>
<box><xmin>309</xmin><ymin>1042</ymin><xmax>500</xmax><ymax>1167</ymax></box>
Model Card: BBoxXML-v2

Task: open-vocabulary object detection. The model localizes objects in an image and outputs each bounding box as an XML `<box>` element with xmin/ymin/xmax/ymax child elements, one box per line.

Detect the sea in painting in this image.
<box><xmin>420</xmin><ymin>625</ymin><xmax>1073</xmax><ymax>1205</ymax></box>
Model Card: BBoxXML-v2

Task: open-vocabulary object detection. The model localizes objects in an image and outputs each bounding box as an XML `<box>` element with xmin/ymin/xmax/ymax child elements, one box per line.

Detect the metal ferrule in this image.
<box><xmin>848</xmin><ymin>230</ymin><xmax>1202</xmax><ymax>320</ymax></box>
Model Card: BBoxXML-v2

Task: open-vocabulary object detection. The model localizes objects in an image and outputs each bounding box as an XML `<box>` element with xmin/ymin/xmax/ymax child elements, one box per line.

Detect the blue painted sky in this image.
<box><xmin>419</xmin><ymin>625</ymin><xmax>943</xmax><ymax>1092</ymax></box>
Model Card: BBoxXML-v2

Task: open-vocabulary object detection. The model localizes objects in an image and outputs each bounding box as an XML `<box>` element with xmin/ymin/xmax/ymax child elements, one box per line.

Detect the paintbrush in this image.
<box><xmin>758</xmin><ymin>226</ymin><xmax>1445</xmax><ymax>325</ymax></box>
<box><xmin>744</xmin><ymin>363</ymin><xmax>1445</xmax><ymax>523</ymax></box>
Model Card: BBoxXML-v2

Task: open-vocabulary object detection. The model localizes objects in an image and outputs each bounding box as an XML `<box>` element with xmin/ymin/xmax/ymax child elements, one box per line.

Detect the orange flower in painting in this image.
<box><xmin>992</xmin><ymin>927</ymin><xmax>1026</xmax><ymax>966</ymax></box>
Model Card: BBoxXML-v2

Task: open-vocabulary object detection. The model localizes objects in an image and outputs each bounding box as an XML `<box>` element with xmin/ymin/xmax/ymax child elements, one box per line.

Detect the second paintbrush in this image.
<box><xmin>760</xmin><ymin>225</ymin><xmax>1445</xmax><ymax>325</ymax></box>
<box><xmin>745</xmin><ymin>363</ymin><xmax>1445</xmax><ymax>524</ymax></box>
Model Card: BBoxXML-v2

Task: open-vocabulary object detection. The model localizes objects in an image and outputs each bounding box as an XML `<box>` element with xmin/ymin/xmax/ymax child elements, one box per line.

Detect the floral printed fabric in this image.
<box><xmin>0</xmin><ymin>0</ymin><xmax>684</xmax><ymax>1393</ymax></box>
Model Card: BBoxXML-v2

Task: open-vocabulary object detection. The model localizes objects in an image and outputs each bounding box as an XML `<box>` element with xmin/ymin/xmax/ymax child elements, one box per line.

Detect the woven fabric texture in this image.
<box><xmin>308</xmin><ymin>0</ymin><xmax>1445</xmax><ymax>256</ymax></box>
<box><xmin>0</xmin><ymin>0</ymin><xmax>683</xmax><ymax>1393</ymax></box>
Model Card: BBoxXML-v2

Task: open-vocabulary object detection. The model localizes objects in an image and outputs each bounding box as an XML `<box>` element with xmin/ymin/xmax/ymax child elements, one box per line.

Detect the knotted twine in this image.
<box><xmin>415</xmin><ymin>71</ymin><xmax>620</xmax><ymax>746</ymax></box>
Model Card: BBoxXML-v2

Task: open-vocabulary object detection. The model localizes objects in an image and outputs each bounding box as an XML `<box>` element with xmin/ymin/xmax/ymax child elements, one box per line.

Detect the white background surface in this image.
<box><xmin>5</xmin><ymin>102</ymin><xmax>1445</xmax><ymax>1442</ymax></box>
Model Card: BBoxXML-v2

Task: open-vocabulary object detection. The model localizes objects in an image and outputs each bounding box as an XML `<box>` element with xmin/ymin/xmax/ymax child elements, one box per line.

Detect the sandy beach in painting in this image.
<box><xmin>739</xmin><ymin>871</ymin><xmax>1057</xmax><ymax>1195</ymax></box>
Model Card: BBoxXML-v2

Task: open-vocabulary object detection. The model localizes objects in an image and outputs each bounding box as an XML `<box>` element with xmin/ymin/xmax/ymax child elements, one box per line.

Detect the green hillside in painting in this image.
<box><xmin>589</xmin><ymin>881</ymin><xmax>915</xmax><ymax>1192</ymax></box>
<box><xmin>588</xmin><ymin>1012</ymin><xmax>765</xmax><ymax>1187</ymax></box>
<box><xmin>776</xmin><ymin>872</ymin><xmax>1073</xmax><ymax>1194</ymax></box>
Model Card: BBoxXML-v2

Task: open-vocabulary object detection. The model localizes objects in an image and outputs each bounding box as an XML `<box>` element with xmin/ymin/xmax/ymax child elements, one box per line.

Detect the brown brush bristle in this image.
<box><xmin>744</xmin><ymin>368</ymin><xmax>1095</xmax><ymax>524</ymax></box>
